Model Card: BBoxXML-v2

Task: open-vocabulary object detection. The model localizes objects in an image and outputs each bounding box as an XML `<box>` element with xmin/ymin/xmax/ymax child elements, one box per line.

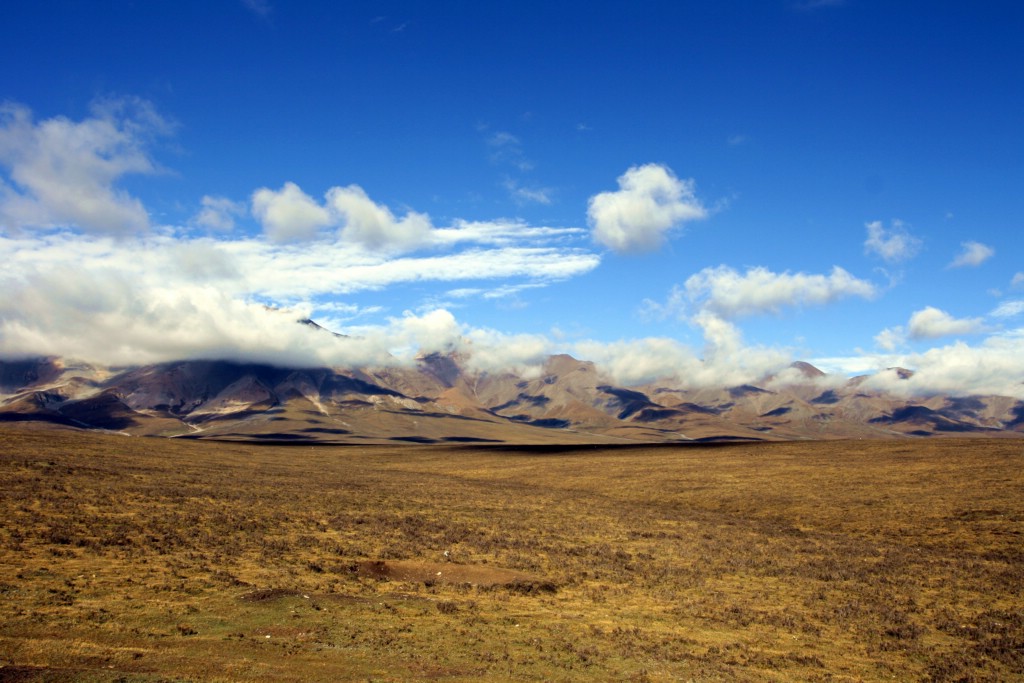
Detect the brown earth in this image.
<box><xmin>0</xmin><ymin>425</ymin><xmax>1022</xmax><ymax>681</ymax></box>
<box><xmin>353</xmin><ymin>560</ymin><xmax>556</xmax><ymax>592</ymax></box>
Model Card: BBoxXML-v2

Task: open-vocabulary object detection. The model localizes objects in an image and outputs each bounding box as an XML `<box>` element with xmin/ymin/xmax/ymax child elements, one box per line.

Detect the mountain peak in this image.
<box><xmin>790</xmin><ymin>361</ymin><xmax>825</xmax><ymax>379</ymax></box>
<box><xmin>887</xmin><ymin>367</ymin><xmax>914</xmax><ymax>380</ymax></box>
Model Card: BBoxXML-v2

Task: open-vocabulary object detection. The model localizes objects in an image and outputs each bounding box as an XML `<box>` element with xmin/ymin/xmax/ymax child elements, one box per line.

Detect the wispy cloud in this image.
<box><xmin>486</xmin><ymin>131</ymin><xmax>533</xmax><ymax>171</ymax></box>
<box><xmin>503</xmin><ymin>178</ymin><xmax>552</xmax><ymax>205</ymax></box>
<box><xmin>991</xmin><ymin>300</ymin><xmax>1024</xmax><ymax>318</ymax></box>
<box><xmin>241</xmin><ymin>0</ymin><xmax>271</xmax><ymax>18</ymax></box>
<box><xmin>864</xmin><ymin>219</ymin><xmax>922</xmax><ymax>263</ymax></box>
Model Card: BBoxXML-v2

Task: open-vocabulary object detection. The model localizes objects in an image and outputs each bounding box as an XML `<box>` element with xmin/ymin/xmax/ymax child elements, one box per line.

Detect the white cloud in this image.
<box><xmin>249</xmin><ymin>182</ymin><xmax>580</xmax><ymax>254</ymax></box>
<box><xmin>193</xmin><ymin>195</ymin><xmax>246</xmax><ymax>231</ymax></box>
<box><xmin>0</xmin><ymin>265</ymin><xmax>394</xmax><ymax>368</ymax></box>
<box><xmin>574</xmin><ymin>337</ymin><xmax>699</xmax><ymax>386</ymax></box>
<box><xmin>326</xmin><ymin>184</ymin><xmax>432</xmax><ymax>251</ymax></box>
<box><xmin>0</xmin><ymin>98</ymin><xmax>169</xmax><ymax>236</ymax></box>
<box><xmin>990</xmin><ymin>300</ymin><xmax>1024</xmax><ymax>318</ymax></box>
<box><xmin>1012</xmin><ymin>273</ymin><xmax>1024</xmax><ymax>289</ymax></box>
<box><xmin>0</xmin><ymin>221</ymin><xmax>599</xmax><ymax>368</ymax></box>
<box><xmin>863</xmin><ymin>219</ymin><xmax>922</xmax><ymax>263</ymax></box>
<box><xmin>251</xmin><ymin>182</ymin><xmax>332</xmax><ymax>243</ymax></box>
<box><xmin>628</xmin><ymin>264</ymin><xmax>875</xmax><ymax>385</ymax></box>
<box><xmin>587</xmin><ymin>163</ymin><xmax>706</xmax><ymax>254</ymax></box>
<box><xmin>949</xmin><ymin>240</ymin><xmax>994</xmax><ymax>268</ymax></box>
<box><xmin>431</xmin><ymin>219</ymin><xmax>583</xmax><ymax>247</ymax></box>
<box><xmin>383</xmin><ymin>309</ymin><xmax>463</xmax><ymax>356</ymax></box>
<box><xmin>463</xmin><ymin>329</ymin><xmax>551</xmax><ymax>378</ymax></box>
<box><xmin>859</xmin><ymin>331</ymin><xmax>1024</xmax><ymax>398</ymax></box>
<box><xmin>678</xmin><ymin>265</ymin><xmax>877</xmax><ymax>319</ymax></box>
<box><xmin>503</xmin><ymin>178</ymin><xmax>553</xmax><ymax>205</ymax></box>
<box><xmin>907</xmin><ymin>306</ymin><xmax>985</xmax><ymax>340</ymax></box>
<box><xmin>574</xmin><ymin>320</ymin><xmax>790</xmax><ymax>388</ymax></box>
<box><xmin>874</xmin><ymin>326</ymin><xmax>905</xmax><ymax>351</ymax></box>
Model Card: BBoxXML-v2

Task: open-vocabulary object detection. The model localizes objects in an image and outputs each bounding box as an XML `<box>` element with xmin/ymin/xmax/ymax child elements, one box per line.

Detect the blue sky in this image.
<box><xmin>2</xmin><ymin>1</ymin><xmax>1023</xmax><ymax>395</ymax></box>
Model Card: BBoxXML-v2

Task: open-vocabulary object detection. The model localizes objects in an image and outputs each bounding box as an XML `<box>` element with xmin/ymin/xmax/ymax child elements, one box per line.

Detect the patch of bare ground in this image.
<box><xmin>0</xmin><ymin>425</ymin><xmax>1022</xmax><ymax>681</ymax></box>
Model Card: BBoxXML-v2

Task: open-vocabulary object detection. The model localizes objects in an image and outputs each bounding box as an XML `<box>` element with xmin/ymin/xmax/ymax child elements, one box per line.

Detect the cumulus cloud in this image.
<box><xmin>326</xmin><ymin>184</ymin><xmax>432</xmax><ymax>250</ymax></box>
<box><xmin>675</xmin><ymin>265</ymin><xmax>876</xmax><ymax>319</ymax></box>
<box><xmin>949</xmin><ymin>240</ymin><xmax>994</xmax><ymax>268</ymax></box>
<box><xmin>587</xmin><ymin>163</ymin><xmax>706</xmax><ymax>253</ymax></box>
<box><xmin>0</xmin><ymin>98</ymin><xmax>170</xmax><ymax>236</ymax></box>
<box><xmin>863</xmin><ymin>219</ymin><xmax>922</xmax><ymax>263</ymax></box>
<box><xmin>907</xmin><ymin>306</ymin><xmax>985</xmax><ymax>340</ymax></box>
<box><xmin>251</xmin><ymin>182</ymin><xmax>332</xmax><ymax>243</ymax></box>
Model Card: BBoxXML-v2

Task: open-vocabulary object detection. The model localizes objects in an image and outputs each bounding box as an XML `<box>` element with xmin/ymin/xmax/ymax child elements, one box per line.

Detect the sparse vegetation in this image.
<box><xmin>0</xmin><ymin>426</ymin><xmax>1022</xmax><ymax>681</ymax></box>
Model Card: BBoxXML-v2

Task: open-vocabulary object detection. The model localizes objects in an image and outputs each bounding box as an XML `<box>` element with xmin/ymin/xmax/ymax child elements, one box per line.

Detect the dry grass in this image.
<box><xmin>0</xmin><ymin>426</ymin><xmax>1022</xmax><ymax>681</ymax></box>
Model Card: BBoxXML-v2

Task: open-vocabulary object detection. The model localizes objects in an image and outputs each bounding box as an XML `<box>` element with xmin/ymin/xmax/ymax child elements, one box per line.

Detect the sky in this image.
<box><xmin>1</xmin><ymin>1</ymin><xmax>1023</xmax><ymax>397</ymax></box>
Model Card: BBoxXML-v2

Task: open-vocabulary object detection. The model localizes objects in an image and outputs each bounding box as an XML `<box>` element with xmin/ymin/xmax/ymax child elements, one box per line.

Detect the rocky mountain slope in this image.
<box><xmin>1</xmin><ymin>354</ymin><xmax>1022</xmax><ymax>443</ymax></box>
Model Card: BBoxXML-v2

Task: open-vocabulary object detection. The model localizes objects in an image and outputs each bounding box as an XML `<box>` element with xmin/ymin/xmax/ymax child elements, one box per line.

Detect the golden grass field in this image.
<box><xmin>0</xmin><ymin>426</ymin><xmax>1022</xmax><ymax>681</ymax></box>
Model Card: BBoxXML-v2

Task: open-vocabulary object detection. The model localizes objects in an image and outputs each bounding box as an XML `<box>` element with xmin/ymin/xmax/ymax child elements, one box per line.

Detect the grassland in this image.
<box><xmin>0</xmin><ymin>426</ymin><xmax>1022</xmax><ymax>681</ymax></box>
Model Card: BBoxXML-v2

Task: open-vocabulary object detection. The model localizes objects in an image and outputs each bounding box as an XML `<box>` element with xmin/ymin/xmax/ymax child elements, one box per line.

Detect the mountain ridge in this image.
<box><xmin>2</xmin><ymin>355</ymin><xmax>1022</xmax><ymax>443</ymax></box>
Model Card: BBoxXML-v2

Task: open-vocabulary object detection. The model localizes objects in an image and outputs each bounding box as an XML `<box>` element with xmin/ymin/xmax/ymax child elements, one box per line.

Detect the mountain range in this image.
<box><xmin>2</xmin><ymin>352</ymin><xmax>1023</xmax><ymax>443</ymax></box>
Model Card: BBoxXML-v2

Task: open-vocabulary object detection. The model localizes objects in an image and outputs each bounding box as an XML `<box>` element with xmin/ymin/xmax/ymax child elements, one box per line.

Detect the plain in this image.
<box><xmin>0</xmin><ymin>426</ymin><xmax>1022</xmax><ymax>681</ymax></box>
